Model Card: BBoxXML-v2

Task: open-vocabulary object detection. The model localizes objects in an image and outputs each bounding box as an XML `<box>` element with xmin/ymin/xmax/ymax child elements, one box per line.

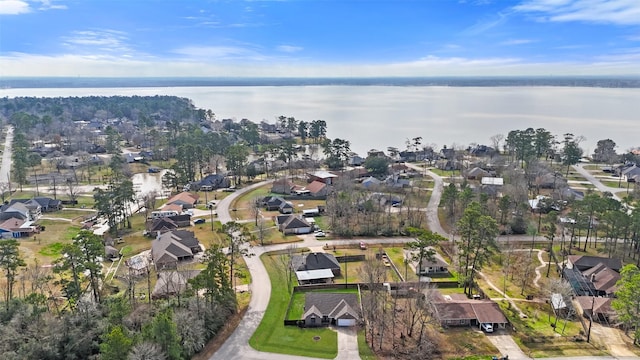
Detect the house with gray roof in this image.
<box><xmin>151</xmin><ymin>230</ymin><xmax>202</xmax><ymax>270</ymax></box>
<box><xmin>276</xmin><ymin>214</ymin><xmax>312</xmax><ymax>235</ymax></box>
<box><xmin>303</xmin><ymin>292</ymin><xmax>360</xmax><ymax>327</ymax></box>
<box><xmin>291</xmin><ymin>252</ymin><xmax>341</xmax><ymax>276</ymax></box>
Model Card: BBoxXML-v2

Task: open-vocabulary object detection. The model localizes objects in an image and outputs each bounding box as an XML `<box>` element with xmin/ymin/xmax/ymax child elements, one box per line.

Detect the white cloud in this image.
<box><xmin>0</xmin><ymin>0</ymin><xmax>66</xmax><ymax>15</ymax></box>
<box><xmin>464</xmin><ymin>12</ymin><xmax>510</xmax><ymax>35</ymax></box>
<box><xmin>1</xmin><ymin>52</ymin><xmax>639</xmax><ymax>77</ymax></box>
<box><xmin>37</xmin><ymin>0</ymin><xmax>66</xmax><ymax>10</ymax></box>
<box><xmin>276</xmin><ymin>45</ymin><xmax>302</xmax><ymax>53</ymax></box>
<box><xmin>514</xmin><ymin>0</ymin><xmax>640</xmax><ymax>25</ymax></box>
<box><xmin>0</xmin><ymin>0</ymin><xmax>31</xmax><ymax>15</ymax></box>
<box><xmin>500</xmin><ymin>39</ymin><xmax>537</xmax><ymax>45</ymax></box>
<box><xmin>172</xmin><ymin>45</ymin><xmax>268</xmax><ymax>61</ymax></box>
<box><xmin>62</xmin><ymin>29</ymin><xmax>134</xmax><ymax>55</ymax></box>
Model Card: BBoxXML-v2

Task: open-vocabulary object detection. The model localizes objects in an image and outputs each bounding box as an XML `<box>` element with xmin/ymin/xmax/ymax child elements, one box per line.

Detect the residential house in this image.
<box><xmin>0</xmin><ymin>217</ymin><xmax>39</xmax><ymax>238</ymax></box>
<box><xmin>146</xmin><ymin>217</ymin><xmax>179</xmax><ymax>234</ymax></box>
<box><xmin>32</xmin><ymin>197</ymin><xmax>63</xmax><ymax>212</ymax></box>
<box><xmin>563</xmin><ymin>255</ymin><xmax>622</xmax><ymax>297</ymax></box>
<box><xmin>166</xmin><ymin>192</ymin><xmax>199</xmax><ymax>209</ymax></box>
<box><xmin>399</xmin><ymin>151</ymin><xmax>417</xmax><ymax>163</ymax></box>
<box><xmin>576</xmin><ymin>296</ymin><xmax>617</xmax><ymax>323</ymax></box>
<box><xmin>271</xmin><ymin>178</ymin><xmax>296</xmax><ymax>195</ymax></box>
<box><xmin>416</xmin><ymin>252</ymin><xmax>450</xmax><ymax>275</ymax></box>
<box><xmin>306</xmin><ymin>180</ymin><xmax>329</xmax><ymax>197</ymax></box>
<box><xmin>0</xmin><ymin>203</ymin><xmax>32</xmax><ymax>221</ymax></box>
<box><xmin>263</xmin><ymin>196</ymin><xmax>287</xmax><ymax>211</ymax></box>
<box><xmin>194</xmin><ymin>173</ymin><xmax>230</xmax><ymax>190</ymax></box>
<box><xmin>8</xmin><ymin>199</ymin><xmax>41</xmax><ymax>220</ymax></box>
<box><xmin>279</xmin><ymin>201</ymin><xmax>294</xmax><ymax>214</ymax></box>
<box><xmin>469</xmin><ymin>145</ymin><xmax>495</xmax><ymax>157</ymax></box>
<box><xmin>567</xmin><ymin>255</ymin><xmax>622</xmax><ymax>272</ymax></box>
<box><xmin>621</xmin><ymin>165</ymin><xmax>640</xmax><ymax>182</ymax></box>
<box><xmin>385</xmin><ymin>174</ymin><xmax>411</xmax><ymax>188</ymax></box>
<box><xmin>362</xmin><ymin>176</ymin><xmax>382</xmax><ymax>189</ymax></box>
<box><xmin>432</xmin><ymin>291</ymin><xmax>509</xmax><ymax>330</ymax></box>
<box><xmin>152</xmin><ymin>270</ymin><xmax>202</xmax><ymax>299</ymax></box>
<box><xmin>367</xmin><ymin>149</ymin><xmax>386</xmax><ymax>158</ymax></box>
<box><xmin>307</xmin><ymin>170</ymin><xmax>338</xmax><ymax>185</ymax></box>
<box><xmin>151</xmin><ymin>230</ymin><xmax>202</xmax><ymax>270</ymax></box>
<box><xmin>161</xmin><ymin>203</ymin><xmax>185</xmax><ymax>214</ymax></box>
<box><xmin>348</xmin><ymin>155</ymin><xmax>365</xmax><ymax>167</ymax></box>
<box><xmin>291</xmin><ymin>252</ymin><xmax>341</xmax><ymax>276</ymax></box>
<box><xmin>303</xmin><ymin>293</ymin><xmax>360</xmax><ymax>327</ymax></box>
<box><xmin>466</xmin><ymin>167</ymin><xmax>490</xmax><ymax>180</ymax></box>
<box><xmin>124</xmin><ymin>152</ymin><xmax>143</xmax><ymax>163</ymax></box>
<box><xmin>276</xmin><ymin>215</ymin><xmax>312</xmax><ymax>235</ymax></box>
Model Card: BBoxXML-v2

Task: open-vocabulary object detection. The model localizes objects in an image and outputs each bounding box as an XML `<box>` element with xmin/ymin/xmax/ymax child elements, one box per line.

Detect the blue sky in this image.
<box><xmin>1</xmin><ymin>0</ymin><xmax>639</xmax><ymax>77</ymax></box>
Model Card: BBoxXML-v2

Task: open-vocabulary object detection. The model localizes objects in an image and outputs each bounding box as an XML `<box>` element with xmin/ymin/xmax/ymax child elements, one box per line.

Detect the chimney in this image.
<box><xmin>590</xmin><ymin>274</ymin><xmax>596</xmax><ymax>282</ymax></box>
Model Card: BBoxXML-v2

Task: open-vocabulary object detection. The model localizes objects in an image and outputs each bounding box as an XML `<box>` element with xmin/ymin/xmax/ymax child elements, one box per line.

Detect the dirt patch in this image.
<box><xmin>592</xmin><ymin>323</ymin><xmax>637</xmax><ymax>357</ymax></box>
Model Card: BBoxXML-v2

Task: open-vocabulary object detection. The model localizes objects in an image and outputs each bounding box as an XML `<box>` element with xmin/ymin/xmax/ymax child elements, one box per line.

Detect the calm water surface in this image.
<box><xmin>2</xmin><ymin>86</ymin><xmax>638</xmax><ymax>156</ymax></box>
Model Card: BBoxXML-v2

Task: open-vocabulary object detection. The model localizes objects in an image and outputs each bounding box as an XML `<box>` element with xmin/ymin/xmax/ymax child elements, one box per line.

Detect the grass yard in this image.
<box><xmin>20</xmin><ymin>220</ymin><xmax>82</xmax><ymax>264</ymax></box>
<box><xmin>498</xmin><ymin>300</ymin><xmax>607</xmax><ymax>358</ymax></box>
<box><xmin>250</xmin><ymin>253</ymin><xmax>338</xmax><ymax>359</ymax></box>
<box><xmin>437</xmin><ymin>327</ymin><xmax>499</xmax><ymax>359</ymax></box>
<box><xmin>357</xmin><ymin>329</ymin><xmax>376</xmax><ymax>360</ymax></box>
<box><xmin>46</xmin><ymin>209</ymin><xmax>97</xmax><ymax>220</ymax></box>
<box><xmin>428</xmin><ymin>168</ymin><xmax>458</xmax><ymax>177</ymax></box>
<box><xmin>600</xmin><ymin>180</ymin><xmax>623</xmax><ymax>188</ymax></box>
<box><xmin>329</xmin><ymin>247</ymin><xmax>399</xmax><ymax>283</ymax></box>
<box><xmin>287</xmin><ymin>288</ymin><xmax>358</xmax><ymax>320</ymax></box>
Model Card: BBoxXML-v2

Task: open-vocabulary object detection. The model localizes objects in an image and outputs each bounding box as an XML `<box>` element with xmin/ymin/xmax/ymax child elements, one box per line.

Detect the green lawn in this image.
<box><xmin>249</xmin><ymin>253</ymin><xmax>338</xmax><ymax>359</ymax></box>
<box><xmin>600</xmin><ymin>180</ymin><xmax>623</xmax><ymax>188</ymax></box>
<box><xmin>357</xmin><ymin>329</ymin><xmax>376</xmax><ymax>360</ymax></box>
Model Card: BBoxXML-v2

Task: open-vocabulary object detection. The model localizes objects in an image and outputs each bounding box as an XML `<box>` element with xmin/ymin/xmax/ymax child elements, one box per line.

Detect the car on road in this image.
<box><xmin>194</xmin><ymin>218</ymin><xmax>206</xmax><ymax>224</ymax></box>
<box><xmin>359</xmin><ymin>241</ymin><xmax>367</xmax><ymax>250</ymax></box>
<box><xmin>314</xmin><ymin>231</ymin><xmax>326</xmax><ymax>237</ymax></box>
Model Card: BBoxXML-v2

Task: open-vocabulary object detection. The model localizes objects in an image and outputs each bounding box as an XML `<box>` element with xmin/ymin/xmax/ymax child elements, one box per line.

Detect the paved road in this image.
<box><xmin>211</xmin><ymin>179</ymin><xmax>415</xmax><ymax>360</ymax></box>
<box><xmin>0</xmin><ymin>126</ymin><xmax>13</xmax><ymax>186</ymax></box>
<box><xmin>573</xmin><ymin>164</ymin><xmax>623</xmax><ymax>202</ymax></box>
<box><xmin>210</xmin><ymin>171</ymin><xmax>640</xmax><ymax>360</ymax></box>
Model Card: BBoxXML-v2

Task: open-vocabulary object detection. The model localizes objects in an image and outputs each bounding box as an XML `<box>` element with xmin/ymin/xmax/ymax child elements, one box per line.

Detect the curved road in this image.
<box><xmin>211</xmin><ymin>180</ymin><xmax>414</xmax><ymax>360</ymax></box>
<box><xmin>210</xmin><ymin>170</ymin><xmax>638</xmax><ymax>360</ymax></box>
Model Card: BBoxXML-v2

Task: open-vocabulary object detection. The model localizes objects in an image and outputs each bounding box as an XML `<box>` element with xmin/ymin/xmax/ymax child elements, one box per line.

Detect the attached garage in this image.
<box><xmin>337</xmin><ymin>318</ymin><xmax>356</xmax><ymax>327</ymax></box>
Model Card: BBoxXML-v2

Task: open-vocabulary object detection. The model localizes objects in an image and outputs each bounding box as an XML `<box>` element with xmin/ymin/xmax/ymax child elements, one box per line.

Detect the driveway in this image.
<box><xmin>486</xmin><ymin>332</ymin><xmax>530</xmax><ymax>360</ymax></box>
<box><xmin>573</xmin><ymin>164</ymin><xmax>623</xmax><ymax>202</ymax></box>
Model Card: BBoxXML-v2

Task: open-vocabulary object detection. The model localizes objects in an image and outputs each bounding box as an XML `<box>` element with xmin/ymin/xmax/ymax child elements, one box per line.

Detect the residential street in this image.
<box><xmin>209</xmin><ymin>169</ymin><xmax>640</xmax><ymax>360</ymax></box>
<box><xmin>1</xmin><ymin>126</ymin><xmax>13</xmax><ymax>186</ymax></box>
<box><xmin>573</xmin><ymin>163</ymin><xmax>623</xmax><ymax>202</ymax></box>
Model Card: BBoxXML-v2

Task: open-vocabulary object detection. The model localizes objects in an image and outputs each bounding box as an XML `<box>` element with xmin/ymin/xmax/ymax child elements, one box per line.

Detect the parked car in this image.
<box><xmin>359</xmin><ymin>241</ymin><xmax>367</xmax><ymax>250</ymax></box>
<box><xmin>194</xmin><ymin>218</ymin><xmax>206</xmax><ymax>224</ymax></box>
<box><xmin>314</xmin><ymin>231</ymin><xmax>326</xmax><ymax>237</ymax></box>
<box><xmin>481</xmin><ymin>323</ymin><xmax>494</xmax><ymax>333</ymax></box>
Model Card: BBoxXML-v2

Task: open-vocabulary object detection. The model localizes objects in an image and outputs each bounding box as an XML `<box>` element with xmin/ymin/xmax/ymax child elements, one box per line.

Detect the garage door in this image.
<box><xmin>337</xmin><ymin>319</ymin><xmax>356</xmax><ymax>327</ymax></box>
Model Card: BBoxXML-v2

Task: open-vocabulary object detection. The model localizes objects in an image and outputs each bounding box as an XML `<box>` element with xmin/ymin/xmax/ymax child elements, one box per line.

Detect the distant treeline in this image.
<box><xmin>1</xmin><ymin>76</ymin><xmax>640</xmax><ymax>88</ymax></box>
<box><xmin>0</xmin><ymin>95</ymin><xmax>200</xmax><ymax>129</ymax></box>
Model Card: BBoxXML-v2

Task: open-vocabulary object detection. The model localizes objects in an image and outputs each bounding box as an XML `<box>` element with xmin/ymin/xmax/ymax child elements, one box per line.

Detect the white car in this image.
<box><xmin>481</xmin><ymin>323</ymin><xmax>494</xmax><ymax>333</ymax></box>
<box><xmin>314</xmin><ymin>231</ymin><xmax>326</xmax><ymax>237</ymax></box>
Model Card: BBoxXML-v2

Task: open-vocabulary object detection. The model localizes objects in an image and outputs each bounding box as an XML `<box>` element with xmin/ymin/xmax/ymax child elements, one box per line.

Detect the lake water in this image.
<box><xmin>2</xmin><ymin>86</ymin><xmax>639</xmax><ymax>156</ymax></box>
